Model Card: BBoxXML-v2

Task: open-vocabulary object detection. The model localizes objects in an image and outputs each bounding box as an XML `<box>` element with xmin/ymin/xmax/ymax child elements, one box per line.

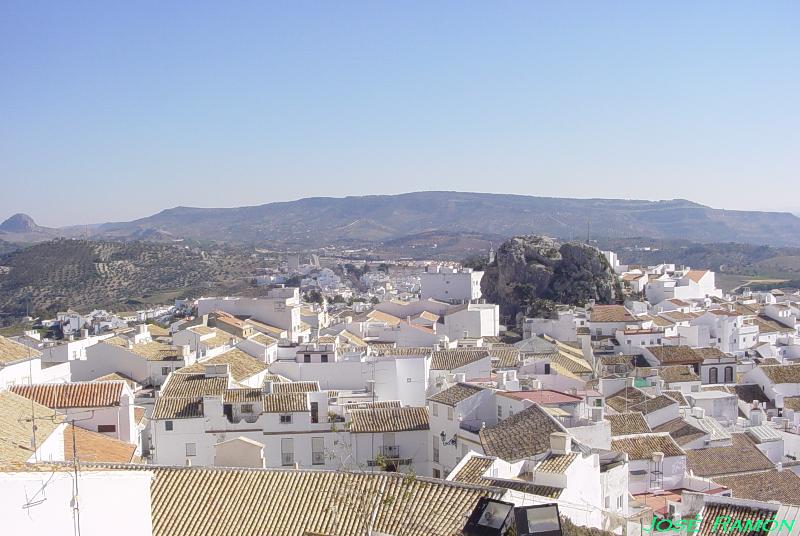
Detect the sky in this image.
<box><xmin>1</xmin><ymin>2</ymin><xmax>798</xmax><ymax>227</ymax></box>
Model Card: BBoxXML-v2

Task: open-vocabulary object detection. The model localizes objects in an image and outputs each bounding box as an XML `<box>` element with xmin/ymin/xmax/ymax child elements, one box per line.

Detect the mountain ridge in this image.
<box><xmin>3</xmin><ymin>191</ymin><xmax>800</xmax><ymax>247</ymax></box>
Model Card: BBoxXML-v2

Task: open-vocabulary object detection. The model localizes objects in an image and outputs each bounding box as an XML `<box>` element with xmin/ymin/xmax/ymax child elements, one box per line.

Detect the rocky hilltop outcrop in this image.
<box><xmin>0</xmin><ymin>213</ymin><xmax>40</xmax><ymax>233</ymax></box>
<box><xmin>481</xmin><ymin>235</ymin><xmax>621</xmax><ymax>319</ymax></box>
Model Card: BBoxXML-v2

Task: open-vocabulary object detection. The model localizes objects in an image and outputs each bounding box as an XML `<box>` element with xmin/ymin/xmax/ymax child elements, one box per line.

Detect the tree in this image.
<box><xmin>304</xmin><ymin>290</ymin><xmax>323</xmax><ymax>304</ymax></box>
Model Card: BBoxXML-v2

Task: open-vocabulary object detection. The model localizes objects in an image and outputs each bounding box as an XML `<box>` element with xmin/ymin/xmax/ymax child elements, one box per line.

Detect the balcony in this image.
<box><xmin>379</xmin><ymin>445</ymin><xmax>400</xmax><ymax>458</ymax></box>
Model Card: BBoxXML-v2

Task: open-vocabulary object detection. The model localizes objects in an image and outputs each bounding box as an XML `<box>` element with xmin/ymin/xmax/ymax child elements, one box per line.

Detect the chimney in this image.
<box><xmin>180</xmin><ymin>344</ymin><xmax>191</xmax><ymax>358</ymax></box>
<box><xmin>81</xmin><ymin>328</ymin><xmax>89</xmax><ymax>339</ymax></box>
<box><xmin>549</xmin><ymin>432</ymin><xmax>571</xmax><ymax>455</ymax></box>
<box><xmin>652</xmin><ymin>452</ymin><xmax>664</xmax><ymax>464</ymax></box>
<box><xmin>692</xmin><ymin>407</ymin><xmax>705</xmax><ymax>419</ymax></box>
<box><xmin>185</xmin><ymin>458</ymin><xmax>192</xmax><ymax>467</ymax></box>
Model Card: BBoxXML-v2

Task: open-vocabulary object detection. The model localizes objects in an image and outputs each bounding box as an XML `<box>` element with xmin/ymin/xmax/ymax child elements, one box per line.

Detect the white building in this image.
<box><xmin>419</xmin><ymin>266</ymin><xmax>483</xmax><ymax>304</ymax></box>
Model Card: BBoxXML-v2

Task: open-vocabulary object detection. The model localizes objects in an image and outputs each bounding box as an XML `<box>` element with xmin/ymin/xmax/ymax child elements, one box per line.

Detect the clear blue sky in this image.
<box><xmin>1</xmin><ymin>2</ymin><xmax>798</xmax><ymax>226</ymax></box>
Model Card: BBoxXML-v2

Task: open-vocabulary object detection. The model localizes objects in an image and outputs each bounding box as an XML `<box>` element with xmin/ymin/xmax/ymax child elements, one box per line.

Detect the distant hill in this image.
<box><xmin>0</xmin><ymin>239</ymin><xmax>262</xmax><ymax>317</ymax></box>
<box><xmin>4</xmin><ymin>192</ymin><xmax>800</xmax><ymax>247</ymax></box>
<box><xmin>95</xmin><ymin>192</ymin><xmax>800</xmax><ymax>246</ymax></box>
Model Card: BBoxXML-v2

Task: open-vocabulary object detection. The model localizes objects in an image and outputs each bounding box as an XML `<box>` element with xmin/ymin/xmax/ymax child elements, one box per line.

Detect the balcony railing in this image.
<box><xmin>380</xmin><ymin>445</ymin><xmax>400</xmax><ymax>458</ymax></box>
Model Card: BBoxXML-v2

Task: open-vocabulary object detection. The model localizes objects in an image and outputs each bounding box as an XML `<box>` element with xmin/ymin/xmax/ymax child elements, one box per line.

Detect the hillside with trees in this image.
<box><xmin>0</xmin><ymin>239</ymin><xmax>263</xmax><ymax>319</ymax></box>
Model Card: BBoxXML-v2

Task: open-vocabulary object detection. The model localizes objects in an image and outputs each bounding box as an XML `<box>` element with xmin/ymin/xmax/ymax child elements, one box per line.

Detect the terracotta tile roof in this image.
<box><xmin>479</xmin><ymin>404</ymin><xmax>562</xmax><ymax>461</ymax></box>
<box><xmin>373</xmin><ymin>346</ymin><xmax>432</xmax><ymax>357</ymax></box>
<box><xmin>648</xmin><ymin>346</ymin><xmax>704</xmax><ymax>365</ymax></box>
<box><xmin>246</xmin><ymin>319</ymin><xmax>286</xmax><ymax>338</ymax></box>
<box><xmin>607</xmin><ymin>412</ymin><xmax>651</xmax><ymax>436</ymax></box>
<box><xmin>759</xmin><ymin>364</ymin><xmax>800</xmax><ymax>384</ymax></box>
<box><xmin>223</xmin><ymin>388</ymin><xmax>263</xmax><ymax>403</ymax></box>
<box><xmin>685</xmin><ymin>270</ymin><xmax>709</xmax><ymax>283</ymax></box>
<box><xmin>338</xmin><ymin>330</ymin><xmax>367</xmax><ymax>348</ymax></box>
<box><xmin>161</xmin><ymin>373</ymin><xmax>230</xmax><ymax>398</ymax></box>
<box><xmin>451</xmin><ymin>456</ymin><xmax>564</xmax><ymax>499</ymax></box>
<box><xmin>714</xmin><ymin>470</ymin><xmax>800</xmax><ymax>506</ymax></box>
<box><xmin>271</xmin><ymin>381</ymin><xmax>320</xmax><ymax>394</ymax></box>
<box><xmin>600</xmin><ymin>354</ymin><xmax>636</xmax><ymax>366</ymax></box>
<box><xmin>695</xmin><ymin>502</ymin><xmax>775</xmax><ymax>536</ymax></box>
<box><xmin>489</xmin><ymin>347</ymin><xmax>521</xmax><ymax>368</ymax></box>
<box><xmin>179</xmin><ymin>349</ymin><xmax>268</xmax><ymax>382</ymax></box>
<box><xmin>146</xmin><ymin>467</ymin><xmax>501</xmax><ymax>536</ymax></box>
<box><xmin>550</xmin><ymin>350</ymin><xmax>593</xmax><ymax>375</ymax></box>
<box><xmin>366</xmin><ymin>310</ymin><xmax>403</xmax><ymax>326</ymax></box>
<box><xmin>694</xmin><ymin>347</ymin><xmax>727</xmax><ymax>360</ymax></box>
<box><xmin>784</xmin><ymin>397</ymin><xmax>800</xmax><ymax>411</ymax></box>
<box><xmin>606</xmin><ymin>387</ymin><xmax>648</xmax><ymax>413</ymax></box>
<box><xmin>499</xmin><ymin>390</ymin><xmax>582</xmax><ymax>405</ymax></box>
<box><xmin>10</xmin><ymin>382</ymin><xmax>124</xmax><ymax>408</ymax></box>
<box><xmin>349</xmin><ymin>407</ymin><xmax>429</xmax><ymax>433</ymax></box>
<box><xmin>104</xmin><ymin>336</ymin><xmax>182</xmax><ymax>361</ymax></box>
<box><xmin>93</xmin><ymin>372</ymin><xmax>139</xmax><ymax>390</ymax></box>
<box><xmin>262</xmin><ymin>393</ymin><xmax>308</xmax><ymax>413</ymax></box>
<box><xmin>660</xmin><ymin>365</ymin><xmax>700</xmax><ymax>384</ymax></box>
<box><xmin>451</xmin><ymin>456</ymin><xmax>495</xmax><ymax>485</ymax></box>
<box><xmin>686</xmin><ymin>433</ymin><xmax>774</xmax><ymax>477</ymax></box>
<box><xmin>343</xmin><ymin>400</ymin><xmax>402</xmax><ymax>411</ymax></box>
<box><xmin>0</xmin><ymin>335</ymin><xmax>41</xmax><ymax>365</ymax></box>
<box><xmin>430</xmin><ymin>349</ymin><xmax>489</xmax><ymax>370</ymax></box>
<box><xmin>653</xmin><ymin>418</ymin><xmax>707</xmax><ymax>446</ymax></box>
<box><xmin>134</xmin><ymin>406</ymin><xmax>146</xmax><ymax>426</ymax></box>
<box><xmin>753</xmin><ymin>316</ymin><xmax>795</xmax><ymax>334</ymax></box>
<box><xmin>146</xmin><ymin>324</ymin><xmax>171</xmax><ymax>338</ymax></box>
<box><xmin>152</xmin><ymin>397</ymin><xmax>204</xmax><ymax>420</ymax></box>
<box><xmin>64</xmin><ymin>424</ymin><xmax>137</xmax><ymax>463</ymax></box>
<box><xmin>662</xmin><ymin>390</ymin><xmax>688</xmax><ymax>406</ymax></box>
<box><xmin>0</xmin><ymin>390</ymin><xmax>63</xmax><ymax>462</ymax></box>
<box><xmin>630</xmin><ymin>394</ymin><xmax>677</xmax><ymax>415</ymax></box>
<box><xmin>428</xmin><ymin>383</ymin><xmax>484</xmax><ymax>406</ymax></box>
<box><xmin>610</xmin><ymin>433</ymin><xmax>685</xmax><ymax>460</ymax></box>
<box><xmin>535</xmin><ymin>452</ymin><xmax>578</xmax><ymax>474</ymax></box>
<box><xmin>250</xmin><ymin>333</ymin><xmax>278</xmax><ymax>346</ymax></box>
<box><xmin>590</xmin><ymin>305</ymin><xmax>636</xmax><ymax>323</ymax></box>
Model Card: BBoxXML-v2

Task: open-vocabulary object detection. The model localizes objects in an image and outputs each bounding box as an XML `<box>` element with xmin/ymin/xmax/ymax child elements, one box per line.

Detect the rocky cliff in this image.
<box><xmin>481</xmin><ymin>235</ymin><xmax>621</xmax><ymax>320</ymax></box>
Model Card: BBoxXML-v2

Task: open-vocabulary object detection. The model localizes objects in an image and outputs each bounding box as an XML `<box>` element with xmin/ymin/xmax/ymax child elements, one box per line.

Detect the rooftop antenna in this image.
<box><xmin>586</xmin><ymin>216</ymin><xmax>591</xmax><ymax>244</ymax></box>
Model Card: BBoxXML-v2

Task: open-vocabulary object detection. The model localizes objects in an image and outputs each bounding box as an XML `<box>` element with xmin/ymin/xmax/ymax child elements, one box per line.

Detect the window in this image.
<box><xmin>433</xmin><ymin>436</ymin><xmax>440</xmax><ymax>463</ymax></box>
<box><xmin>543</xmin><ymin>363</ymin><xmax>551</xmax><ymax>374</ymax></box>
<box><xmin>709</xmin><ymin>367</ymin><xmax>718</xmax><ymax>384</ymax></box>
<box><xmin>280</xmin><ymin>414</ymin><xmax>293</xmax><ymax>424</ymax></box>
<box><xmin>310</xmin><ymin>402</ymin><xmax>319</xmax><ymax>424</ymax></box>
<box><xmin>304</xmin><ymin>354</ymin><xmax>311</xmax><ymax>363</ymax></box>
<box><xmin>281</xmin><ymin>438</ymin><xmax>294</xmax><ymax>466</ymax></box>
<box><xmin>617</xmin><ymin>496</ymin><xmax>624</xmax><ymax>509</ymax></box>
<box><xmin>724</xmin><ymin>366</ymin><xmax>734</xmax><ymax>383</ymax></box>
<box><xmin>497</xmin><ymin>405</ymin><xmax>502</xmax><ymax>418</ymax></box>
<box><xmin>241</xmin><ymin>404</ymin><xmax>254</xmax><ymax>414</ymax></box>
<box><xmin>594</xmin><ymin>398</ymin><xmax>602</xmax><ymax>407</ymax></box>
<box><xmin>161</xmin><ymin>366</ymin><xmax>169</xmax><ymax>376</ymax></box>
<box><xmin>185</xmin><ymin>443</ymin><xmax>196</xmax><ymax>457</ymax></box>
<box><xmin>447</xmin><ymin>406</ymin><xmax>454</xmax><ymax>421</ymax></box>
<box><xmin>605</xmin><ymin>496</ymin><xmax>610</xmax><ymax>509</ymax></box>
<box><xmin>433</xmin><ymin>468</ymin><xmax>441</xmax><ymax>478</ymax></box>
<box><xmin>97</xmin><ymin>424</ymin><xmax>116</xmax><ymax>433</ymax></box>
<box><xmin>165</xmin><ymin>421</ymin><xmax>173</xmax><ymax>431</ymax></box>
<box><xmin>312</xmin><ymin>437</ymin><xmax>324</xmax><ymax>465</ymax></box>
<box><xmin>321</xmin><ymin>354</ymin><xmax>328</xmax><ymax>363</ymax></box>
<box><xmin>432</xmin><ymin>403</ymin><xmax>438</xmax><ymax>417</ymax></box>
